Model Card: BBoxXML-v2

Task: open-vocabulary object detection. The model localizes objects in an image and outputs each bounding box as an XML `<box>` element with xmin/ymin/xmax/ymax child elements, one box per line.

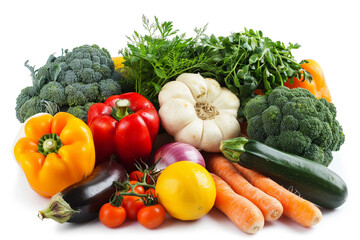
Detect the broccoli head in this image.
<box><xmin>56</xmin><ymin>44</ymin><xmax>115</xmax><ymax>84</ymax></box>
<box><xmin>244</xmin><ymin>86</ymin><xmax>345</xmax><ymax>166</ymax></box>
<box><xmin>15</xmin><ymin>44</ymin><xmax>124</xmax><ymax>123</ymax></box>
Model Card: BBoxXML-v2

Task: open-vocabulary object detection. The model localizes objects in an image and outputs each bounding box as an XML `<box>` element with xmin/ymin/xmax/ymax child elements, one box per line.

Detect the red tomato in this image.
<box><xmin>137</xmin><ymin>204</ymin><xmax>166</xmax><ymax>229</ymax></box>
<box><xmin>129</xmin><ymin>170</ymin><xmax>154</xmax><ymax>184</ymax></box>
<box><xmin>99</xmin><ymin>203</ymin><xmax>126</xmax><ymax>228</ymax></box>
<box><xmin>145</xmin><ymin>188</ymin><xmax>156</xmax><ymax>198</ymax></box>
<box><xmin>129</xmin><ymin>171</ymin><xmax>143</xmax><ymax>181</ymax></box>
<box><xmin>122</xmin><ymin>196</ymin><xmax>145</xmax><ymax>220</ymax></box>
<box><xmin>128</xmin><ymin>180</ymin><xmax>145</xmax><ymax>194</ymax></box>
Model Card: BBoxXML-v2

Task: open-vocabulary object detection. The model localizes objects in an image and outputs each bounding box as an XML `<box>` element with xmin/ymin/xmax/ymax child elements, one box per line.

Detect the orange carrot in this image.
<box><xmin>205</xmin><ymin>153</ymin><xmax>283</xmax><ymax>221</ymax></box>
<box><xmin>210</xmin><ymin>173</ymin><xmax>264</xmax><ymax>234</ymax></box>
<box><xmin>232</xmin><ymin>163</ymin><xmax>322</xmax><ymax>227</ymax></box>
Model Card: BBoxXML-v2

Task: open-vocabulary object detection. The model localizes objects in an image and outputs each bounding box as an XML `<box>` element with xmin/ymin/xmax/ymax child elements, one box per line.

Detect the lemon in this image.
<box><xmin>155</xmin><ymin>161</ymin><xmax>216</xmax><ymax>221</ymax></box>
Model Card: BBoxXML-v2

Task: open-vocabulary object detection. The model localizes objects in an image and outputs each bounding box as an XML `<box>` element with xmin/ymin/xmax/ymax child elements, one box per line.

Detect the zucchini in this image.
<box><xmin>38</xmin><ymin>160</ymin><xmax>127</xmax><ymax>223</ymax></box>
<box><xmin>220</xmin><ymin>137</ymin><xmax>348</xmax><ymax>209</ymax></box>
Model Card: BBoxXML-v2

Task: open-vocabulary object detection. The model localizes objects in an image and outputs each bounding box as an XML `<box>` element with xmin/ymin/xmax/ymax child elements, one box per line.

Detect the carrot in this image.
<box><xmin>210</xmin><ymin>173</ymin><xmax>264</xmax><ymax>234</ymax></box>
<box><xmin>232</xmin><ymin>163</ymin><xmax>322</xmax><ymax>227</ymax></box>
<box><xmin>204</xmin><ymin>153</ymin><xmax>283</xmax><ymax>221</ymax></box>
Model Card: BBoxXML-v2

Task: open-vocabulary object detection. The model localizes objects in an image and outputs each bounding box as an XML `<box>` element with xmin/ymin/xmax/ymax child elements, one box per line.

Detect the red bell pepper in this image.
<box><xmin>87</xmin><ymin>92</ymin><xmax>159</xmax><ymax>171</ymax></box>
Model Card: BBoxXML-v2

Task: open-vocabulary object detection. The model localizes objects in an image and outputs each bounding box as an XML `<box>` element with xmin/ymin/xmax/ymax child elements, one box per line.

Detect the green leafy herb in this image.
<box><xmin>200</xmin><ymin>29</ymin><xmax>312</xmax><ymax>113</ymax></box>
<box><xmin>120</xmin><ymin>16</ymin><xmax>312</xmax><ymax>115</ymax></box>
<box><xmin>119</xmin><ymin>15</ymin><xmax>212</xmax><ymax>108</ymax></box>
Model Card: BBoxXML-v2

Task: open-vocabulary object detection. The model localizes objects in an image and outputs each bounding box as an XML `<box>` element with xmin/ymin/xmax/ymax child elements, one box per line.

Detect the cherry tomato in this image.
<box><xmin>129</xmin><ymin>170</ymin><xmax>143</xmax><ymax>181</ymax></box>
<box><xmin>128</xmin><ymin>180</ymin><xmax>145</xmax><ymax>194</ymax></box>
<box><xmin>99</xmin><ymin>203</ymin><xmax>126</xmax><ymax>228</ymax></box>
<box><xmin>145</xmin><ymin>188</ymin><xmax>156</xmax><ymax>198</ymax></box>
<box><xmin>137</xmin><ymin>204</ymin><xmax>166</xmax><ymax>229</ymax></box>
<box><xmin>122</xmin><ymin>196</ymin><xmax>145</xmax><ymax>220</ymax></box>
<box><xmin>129</xmin><ymin>170</ymin><xmax>154</xmax><ymax>184</ymax></box>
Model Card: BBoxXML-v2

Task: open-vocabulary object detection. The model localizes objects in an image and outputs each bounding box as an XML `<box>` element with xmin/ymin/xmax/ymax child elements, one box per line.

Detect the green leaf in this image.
<box><xmin>150</xmin><ymin>82</ymin><xmax>162</xmax><ymax>93</ymax></box>
<box><xmin>233</xmin><ymin>75</ymin><xmax>241</xmax><ymax>88</ymax></box>
<box><xmin>249</xmin><ymin>54</ymin><xmax>259</xmax><ymax>64</ymax></box>
<box><xmin>24</xmin><ymin>60</ymin><xmax>37</xmax><ymax>84</ymax></box>
<box><xmin>50</xmin><ymin>64</ymin><xmax>61</xmax><ymax>82</ymax></box>
<box><xmin>38</xmin><ymin>76</ymin><xmax>47</xmax><ymax>90</ymax></box>
<box><xmin>263</xmin><ymin>67</ymin><xmax>270</xmax><ymax>77</ymax></box>
<box><xmin>265</xmin><ymin>50</ymin><xmax>274</xmax><ymax>65</ymax></box>
<box><xmin>250</xmin><ymin>37</ymin><xmax>258</xmax><ymax>50</ymax></box>
<box><xmin>264</xmin><ymin>79</ymin><xmax>272</xmax><ymax>90</ymax></box>
<box><xmin>154</xmin><ymin>67</ymin><xmax>167</xmax><ymax>79</ymax></box>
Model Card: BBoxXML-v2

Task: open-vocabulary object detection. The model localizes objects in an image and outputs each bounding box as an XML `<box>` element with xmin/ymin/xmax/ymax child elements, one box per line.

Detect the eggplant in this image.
<box><xmin>38</xmin><ymin>160</ymin><xmax>127</xmax><ymax>223</ymax></box>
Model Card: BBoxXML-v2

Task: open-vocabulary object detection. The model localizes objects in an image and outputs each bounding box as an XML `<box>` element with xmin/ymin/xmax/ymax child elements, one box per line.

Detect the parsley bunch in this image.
<box><xmin>200</xmin><ymin>29</ymin><xmax>312</xmax><ymax>116</ymax></box>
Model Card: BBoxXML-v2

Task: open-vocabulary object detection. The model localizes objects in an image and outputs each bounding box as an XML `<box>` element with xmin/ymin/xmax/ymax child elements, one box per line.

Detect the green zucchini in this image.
<box><xmin>220</xmin><ymin>137</ymin><xmax>348</xmax><ymax>209</ymax></box>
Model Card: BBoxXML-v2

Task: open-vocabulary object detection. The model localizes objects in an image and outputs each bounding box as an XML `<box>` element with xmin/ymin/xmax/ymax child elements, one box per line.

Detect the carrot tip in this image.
<box><xmin>270</xmin><ymin>210</ymin><xmax>281</xmax><ymax>220</ymax></box>
<box><xmin>248</xmin><ymin>224</ymin><xmax>263</xmax><ymax>234</ymax></box>
<box><xmin>311</xmin><ymin>215</ymin><xmax>322</xmax><ymax>227</ymax></box>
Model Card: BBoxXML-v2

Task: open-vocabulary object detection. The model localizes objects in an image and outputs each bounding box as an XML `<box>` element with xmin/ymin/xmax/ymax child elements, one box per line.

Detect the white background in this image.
<box><xmin>1</xmin><ymin>0</ymin><xmax>359</xmax><ymax>239</ymax></box>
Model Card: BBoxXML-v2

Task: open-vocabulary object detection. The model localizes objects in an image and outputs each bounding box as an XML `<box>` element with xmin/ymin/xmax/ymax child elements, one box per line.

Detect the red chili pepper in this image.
<box><xmin>87</xmin><ymin>92</ymin><xmax>159</xmax><ymax>171</ymax></box>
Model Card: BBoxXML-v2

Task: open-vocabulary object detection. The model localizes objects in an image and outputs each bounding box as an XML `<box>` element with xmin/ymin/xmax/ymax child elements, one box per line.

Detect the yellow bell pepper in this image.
<box><xmin>14</xmin><ymin>112</ymin><xmax>96</xmax><ymax>198</ymax></box>
<box><xmin>112</xmin><ymin>56</ymin><xmax>125</xmax><ymax>70</ymax></box>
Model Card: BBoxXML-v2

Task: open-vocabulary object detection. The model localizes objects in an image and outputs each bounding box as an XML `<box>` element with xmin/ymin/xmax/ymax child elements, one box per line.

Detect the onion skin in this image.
<box><xmin>153</xmin><ymin>142</ymin><xmax>205</xmax><ymax>170</ymax></box>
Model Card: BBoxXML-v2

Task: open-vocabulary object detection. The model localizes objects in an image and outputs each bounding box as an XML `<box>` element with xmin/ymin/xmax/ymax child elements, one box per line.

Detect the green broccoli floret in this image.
<box><xmin>60</xmin><ymin>44</ymin><xmax>114</xmax><ymax>84</ymax></box>
<box><xmin>15</xmin><ymin>44</ymin><xmax>123</xmax><ymax>123</ymax></box>
<box><xmin>64</xmin><ymin>84</ymin><xmax>87</xmax><ymax>107</ymax></box>
<box><xmin>15</xmin><ymin>86</ymin><xmax>38</xmax><ymax>122</ymax></box>
<box><xmin>67</xmin><ymin>102</ymin><xmax>95</xmax><ymax>122</ymax></box>
<box><xmin>65</xmin><ymin>83</ymin><xmax>99</xmax><ymax>106</ymax></box>
<box><xmin>98</xmin><ymin>78</ymin><xmax>122</xmax><ymax>102</ymax></box>
<box><xmin>244</xmin><ymin>86</ymin><xmax>345</xmax><ymax>166</ymax></box>
<box><xmin>264</xmin><ymin>135</ymin><xmax>279</xmax><ymax>149</ymax></box>
<box><xmin>243</xmin><ymin>95</ymin><xmax>268</xmax><ymax>120</ymax></box>
<box><xmin>39</xmin><ymin>82</ymin><xmax>66</xmax><ymax>107</ymax></box>
<box><xmin>17</xmin><ymin>96</ymin><xmax>47</xmax><ymax>123</ymax></box>
<box><xmin>261</xmin><ymin>105</ymin><xmax>282</xmax><ymax>136</ymax></box>
<box><xmin>247</xmin><ymin>115</ymin><xmax>267</xmax><ymax>142</ymax></box>
<box><xmin>277</xmin><ymin>130</ymin><xmax>312</xmax><ymax>156</ymax></box>
<box><xmin>303</xmin><ymin>144</ymin><xmax>327</xmax><ymax>166</ymax></box>
<box><xmin>280</xmin><ymin>115</ymin><xmax>299</xmax><ymax>132</ymax></box>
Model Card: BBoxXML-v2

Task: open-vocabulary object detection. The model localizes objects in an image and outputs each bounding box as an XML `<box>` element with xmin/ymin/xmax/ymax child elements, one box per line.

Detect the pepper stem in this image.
<box><xmin>38</xmin><ymin>133</ymin><xmax>63</xmax><ymax>156</ymax></box>
<box><xmin>111</xmin><ymin>99</ymin><xmax>131</xmax><ymax>121</ymax></box>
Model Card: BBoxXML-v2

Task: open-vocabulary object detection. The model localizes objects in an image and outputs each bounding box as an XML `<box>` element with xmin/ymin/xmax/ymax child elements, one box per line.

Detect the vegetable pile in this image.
<box><xmin>13</xmin><ymin>15</ymin><xmax>347</xmax><ymax>235</ymax></box>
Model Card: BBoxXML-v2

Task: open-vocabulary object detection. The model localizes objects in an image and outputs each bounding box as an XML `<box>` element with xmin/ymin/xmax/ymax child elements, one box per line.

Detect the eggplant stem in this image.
<box><xmin>38</xmin><ymin>193</ymin><xmax>79</xmax><ymax>224</ymax></box>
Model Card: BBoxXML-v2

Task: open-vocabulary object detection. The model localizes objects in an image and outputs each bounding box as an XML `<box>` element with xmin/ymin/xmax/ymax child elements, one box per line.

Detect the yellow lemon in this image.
<box><xmin>155</xmin><ymin>161</ymin><xmax>216</xmax><ymax>221</ymax></box>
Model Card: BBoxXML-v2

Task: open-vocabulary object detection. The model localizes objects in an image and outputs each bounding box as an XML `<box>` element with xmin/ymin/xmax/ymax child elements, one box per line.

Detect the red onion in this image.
<box><xmin>153</xmin><ymin>142</ymin><xmax>205</xmax><ymax>171</ymax></box>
